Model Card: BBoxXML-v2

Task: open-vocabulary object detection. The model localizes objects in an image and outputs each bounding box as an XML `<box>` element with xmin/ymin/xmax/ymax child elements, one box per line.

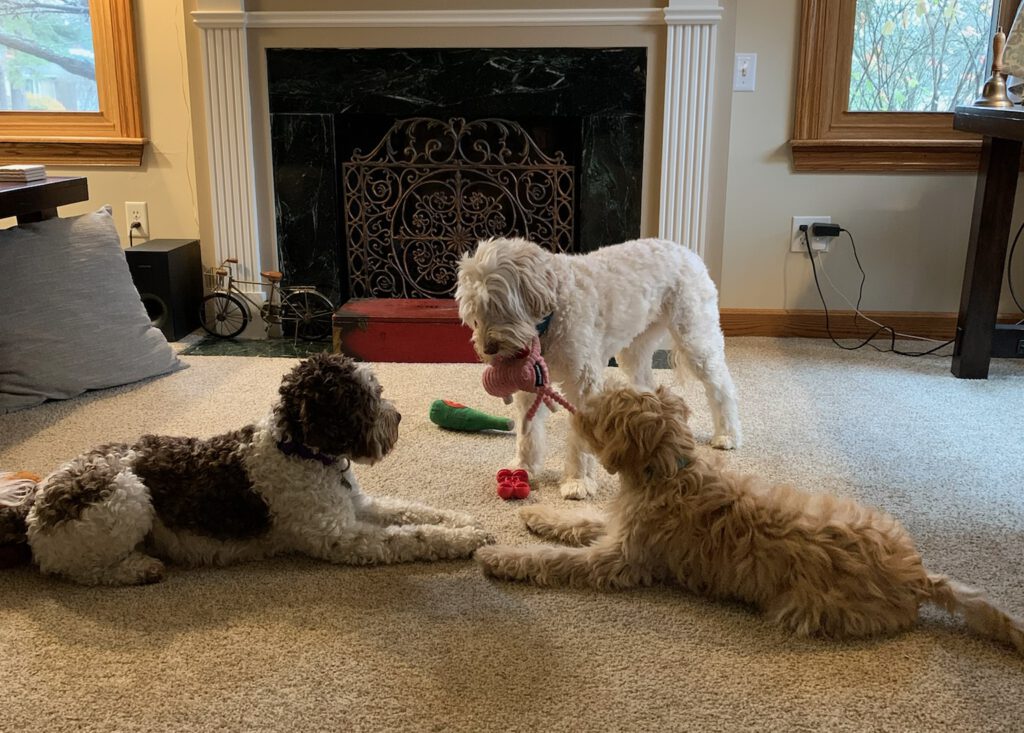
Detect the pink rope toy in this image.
<box><xmin>482</xmin><ymin>336</ymin><xmax>576</xmax><ymax>421</ymax></box>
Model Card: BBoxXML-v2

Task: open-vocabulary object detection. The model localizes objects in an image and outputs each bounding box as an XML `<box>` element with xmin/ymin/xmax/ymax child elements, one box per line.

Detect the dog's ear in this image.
<box><xmin>276</xmin><ymin>354</ymin><xmax>380</xmax><ymax>455</ymax></box>
<box><xmin>575</xmin><ymin>386</ymin><xmax>695</xmax><ymax>477</ymax></box>
<box><xmin>513</xmin><ymin>242</ymin><xmax>558</xmax><ymax>318</ymax></box>
<box><xmin>574</xmin><ymin>388</ymin><xmax>650</xmax><ymax>474</ymax></box>
<box><xmin>655</xmin><ymin>384</ymin><xmax>691</xmax><ymax>423</ymax></box>
<box><xmin>645</xmin><ymin>386</ymin><xmax>696</xmax><ymax>476</ymax></box>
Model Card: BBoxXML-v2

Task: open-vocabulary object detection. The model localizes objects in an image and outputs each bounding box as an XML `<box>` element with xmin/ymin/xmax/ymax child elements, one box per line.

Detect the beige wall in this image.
<box><xmin>38</xmin><ymin>1</ymin><xmax>203</xmax><ymax>250</ymax></box>
<box><xmin>29</xmin><ymin>0</ymin><xmax>1020</xmax><ymax>317</ymax></box>
<box><xmin>720</xmin><ymin>0</ymin><xmax>1016</xmax><ymax>314</ymax></box>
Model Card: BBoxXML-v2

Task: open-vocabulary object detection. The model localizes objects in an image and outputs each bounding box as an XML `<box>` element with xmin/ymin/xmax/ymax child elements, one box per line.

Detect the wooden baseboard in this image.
<box><xmin>719</xmin><ymin>309</ymin><xmax>1020</xmax><ymax>340</ymax></box>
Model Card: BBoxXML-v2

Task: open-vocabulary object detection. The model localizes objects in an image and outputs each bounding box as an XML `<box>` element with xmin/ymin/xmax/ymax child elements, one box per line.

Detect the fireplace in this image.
<box><xmin>191</xmin><ymin>2</ymin><xmax>724</xmax><ymax>339</ymax></box>
<box><xmin>268</xmin><ymin>47</ymin><xmax>646</xmax><ymax>305</ymax></box>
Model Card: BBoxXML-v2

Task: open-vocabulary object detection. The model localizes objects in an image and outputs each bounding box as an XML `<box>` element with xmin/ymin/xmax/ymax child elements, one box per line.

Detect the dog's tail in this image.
<box><xmin>925</xmin><ymin>573</ymin><xmax>1024</xmax><ymax>656</ymax></box>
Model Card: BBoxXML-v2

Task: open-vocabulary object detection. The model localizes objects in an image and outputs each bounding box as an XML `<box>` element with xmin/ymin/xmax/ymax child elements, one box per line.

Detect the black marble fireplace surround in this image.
<box><xmin>268</xmin><ymin>48</ymin><xmax>646</xmax><ymax>304</ymax></box>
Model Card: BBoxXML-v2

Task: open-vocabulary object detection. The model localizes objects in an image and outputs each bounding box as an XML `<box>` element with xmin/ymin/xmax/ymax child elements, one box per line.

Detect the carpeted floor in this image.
<box><xmin>1</xmin><ymin>338</ymin><xmax>1022</xmax><ymax>732</ymax></box>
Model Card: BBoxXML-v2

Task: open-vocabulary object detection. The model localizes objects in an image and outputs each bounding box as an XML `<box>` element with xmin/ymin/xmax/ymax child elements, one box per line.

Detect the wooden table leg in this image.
<box><xmin>951</xmin><ymin>135</ymin><xmax>1022</xmax><ymax>379</ymax></box>
<box><xmin>15</xmin><ymin>208</ymin><xmax>58</xmax><ymax>225</ymax></box>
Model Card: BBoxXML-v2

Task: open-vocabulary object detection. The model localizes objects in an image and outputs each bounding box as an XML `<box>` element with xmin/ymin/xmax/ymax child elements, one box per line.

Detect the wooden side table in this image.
<box><xmin>0</xmin><ymin>176</ymin><xmax>89</xmax><ymax>224</ymax></box>
<box><xmin>951</xmin><ymin>106</ymin><xmax>1024</xmax><ymax>378</ymax></box>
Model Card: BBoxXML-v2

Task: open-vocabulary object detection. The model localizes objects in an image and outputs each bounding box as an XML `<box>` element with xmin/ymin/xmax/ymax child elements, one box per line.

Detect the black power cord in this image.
<box><xmin>129</xmin><ymin>220</ymin><xmax>142</xmax><ymax>248</ymax></box>
<box><xmin>803</xmin><ymin>228</ymin><xmax>955</xmax><ymax>357</ymax></box>
<box><xmin>1007</xmin><ymin>219</ymin><xmax>1024</xmax><ymax>318</ymax></box>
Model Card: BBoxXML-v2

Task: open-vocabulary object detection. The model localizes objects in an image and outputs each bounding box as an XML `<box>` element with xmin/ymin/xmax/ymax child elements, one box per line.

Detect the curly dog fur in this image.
<box><xmin>456</xmin><ymin>237</ymin><xmax>741</xmax><ymax>500</ymax></box>
<box><xmin>1</xmin><ymin>354</ymin><xmax>492</xmax><ymax>586</ymax></box>
<box><xmin>476</xmin><ymin>384</ymin><xmax>1024</xmax><ymax>655</ymax></box>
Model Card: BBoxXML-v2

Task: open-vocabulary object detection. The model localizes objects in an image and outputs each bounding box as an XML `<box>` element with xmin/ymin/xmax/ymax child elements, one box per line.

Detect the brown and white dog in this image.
<box><xmin>0</xmin><ymin>354</ymin><xmax>492</xmax><ymax>586</ymax></box>
<box><xmin>476</xmin><ymin>384</ymin><xmax>1024</xmax><ymax>655</ymax></box>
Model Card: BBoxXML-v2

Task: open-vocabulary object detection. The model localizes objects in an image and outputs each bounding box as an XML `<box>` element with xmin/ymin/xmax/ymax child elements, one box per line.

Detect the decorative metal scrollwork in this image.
<box><xmin>343</xmin><ymin>117</ymin><xmax>575</xmax><ymax>299</ymax></box>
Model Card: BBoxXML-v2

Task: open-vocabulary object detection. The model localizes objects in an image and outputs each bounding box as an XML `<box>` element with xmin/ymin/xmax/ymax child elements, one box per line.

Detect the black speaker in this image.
<box><xmin>125</xmin><ymin>239</ymin><xmax>203</xmax><ymax>341</ymax></box>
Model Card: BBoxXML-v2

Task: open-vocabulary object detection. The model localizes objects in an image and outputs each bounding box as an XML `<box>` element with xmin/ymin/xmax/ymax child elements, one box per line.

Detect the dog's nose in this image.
<box><xmin>396</xmin><ymin>412</ymin><xmax>402</xmax><ymax>424</ymax></box>
<box><xmin>483</xmin><ymin>341</ymin><xmax>500</xmax><ymax>355</ymax></box>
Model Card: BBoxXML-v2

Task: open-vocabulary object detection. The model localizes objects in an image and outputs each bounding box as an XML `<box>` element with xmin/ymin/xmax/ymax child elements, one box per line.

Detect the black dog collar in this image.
<box><xmin>277</xmin><ymin>439</ymin><xmax>338</xmax><ymax>467</ymax></box>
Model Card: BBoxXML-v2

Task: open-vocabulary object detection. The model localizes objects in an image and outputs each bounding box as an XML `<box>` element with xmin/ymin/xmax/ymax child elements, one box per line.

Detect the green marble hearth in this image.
<box><xmin>178</xmin><ymin>336</ymin><xmax>332</xmax><ymax>358</ymax></box>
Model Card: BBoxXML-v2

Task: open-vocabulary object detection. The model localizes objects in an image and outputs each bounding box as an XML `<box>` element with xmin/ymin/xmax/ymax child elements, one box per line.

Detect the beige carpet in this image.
<box><xmin>1</xmin><ymin>338</ymin><xmax>1023</xmax><ymax>732</ymax></box>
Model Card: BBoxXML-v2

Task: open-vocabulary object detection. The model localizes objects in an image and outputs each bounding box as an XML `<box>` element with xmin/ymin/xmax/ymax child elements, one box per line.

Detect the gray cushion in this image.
<box><xmin>0</xmin><ymin>206</ymin><xmax>185</xmax><ymax>413</ymax></box>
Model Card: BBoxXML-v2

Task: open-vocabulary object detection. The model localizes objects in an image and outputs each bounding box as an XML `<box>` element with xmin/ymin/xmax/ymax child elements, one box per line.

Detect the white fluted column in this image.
<box><xmin>192</xmin><ymin>7</ymin><xmax>262</xmax><ymax>293</ymax></box>
<box><xmin>659</xmin><ymin>0</ymin><xmax>722</xmax><ymax>259</ymax></box>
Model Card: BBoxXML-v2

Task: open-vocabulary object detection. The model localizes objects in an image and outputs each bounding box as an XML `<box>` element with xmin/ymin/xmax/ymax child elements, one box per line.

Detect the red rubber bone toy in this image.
<box><xmin>482</xmin><ymin>336</ymin><xmax>576</xmax><ymax>500</ymax></box>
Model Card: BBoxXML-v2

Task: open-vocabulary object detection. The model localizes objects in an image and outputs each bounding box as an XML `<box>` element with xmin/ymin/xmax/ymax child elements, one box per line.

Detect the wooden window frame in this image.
<box><xmin>792</xmin><ymin>0</ymin><xmax>1020</xmax><ymax>172</ymax></box>
<box><xmin>0</xmin><ymin>0</ymin><xmax>144</xmax><ymax>166</ymax></box>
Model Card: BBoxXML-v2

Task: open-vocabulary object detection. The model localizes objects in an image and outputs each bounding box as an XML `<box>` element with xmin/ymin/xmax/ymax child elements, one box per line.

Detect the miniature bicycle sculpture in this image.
<box><xmin>199</xmin><ymin>258</ymin><xmax>335</xmax><ymax>341</ymax></box>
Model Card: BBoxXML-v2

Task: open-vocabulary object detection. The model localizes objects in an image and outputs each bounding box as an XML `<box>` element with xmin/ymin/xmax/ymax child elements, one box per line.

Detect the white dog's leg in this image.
<box><xmin>356</xmin><ymin>495</ymin><xmax>481</xmax><ymax>528</ymax></box>
<box><xmin>616</xmin><ymin>323</ymin><xmax>664</xmax><ymax>391</ymax></box>
<box><xmin>519</xmin><ymin>504</ymin><xmax>606</xmax><ymax>546</ymax></box>
<box><xmin>559</xmin><ymin>370</ymin><xmax>600</xmax><ymax>500</ymax></box>
<box><xmin>512</xmin><ymin>390</ymin><xmax>547</xmax><ymax>474</ymax></box>
<box><xmin>670</xmin><ymin>326</ymin><xmax>742</xmax><ymax>450</ymax></box>
<box><xmin>306</xmin><ymin>521</ymin><xmax>494</xmax><ymax>565</ymax></box>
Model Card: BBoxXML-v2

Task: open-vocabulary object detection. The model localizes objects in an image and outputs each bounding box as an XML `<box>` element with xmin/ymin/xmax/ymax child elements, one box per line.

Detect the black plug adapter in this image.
<box><xmin>810</xmin><ymin>222</ymin><xmax>842</xmax><ymax>238</ymax></box>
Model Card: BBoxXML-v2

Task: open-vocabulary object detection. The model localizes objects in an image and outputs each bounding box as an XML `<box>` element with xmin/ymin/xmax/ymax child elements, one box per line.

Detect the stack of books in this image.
<box><xmin>0</xmin><ymin>164</ymin><xmax>47</xmax><ymax>183</ymax></box>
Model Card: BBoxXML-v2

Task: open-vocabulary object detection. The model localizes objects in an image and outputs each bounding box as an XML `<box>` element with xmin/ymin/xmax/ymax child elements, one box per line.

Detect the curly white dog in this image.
<box><xmin>456</xmin><ymin>237</ymin><xmax>741</xmax><ymax>500</ymax></box>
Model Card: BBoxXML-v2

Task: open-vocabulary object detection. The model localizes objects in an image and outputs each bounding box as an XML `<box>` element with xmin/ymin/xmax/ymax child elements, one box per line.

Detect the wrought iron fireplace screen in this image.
<box><xmin>342</xmin><ymin>117</ymin><xmax>575</xmax><ymax>299</ymax></box>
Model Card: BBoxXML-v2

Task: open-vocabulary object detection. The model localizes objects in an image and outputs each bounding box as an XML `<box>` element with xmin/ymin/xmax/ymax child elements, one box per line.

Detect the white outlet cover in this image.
<box><xmin>125</xmin><ymin>201</ymin><xmax>149</xmax><ymax>238</ymax></box>
<box><xmin>734</xmin><ymin>53</ymin><xmax>757</xmax><ymax>92</ymax></box>
<box><xmin>791</xmin><ymin>216</ymin><xmax>831</xmax><ymax>253</ymax></box>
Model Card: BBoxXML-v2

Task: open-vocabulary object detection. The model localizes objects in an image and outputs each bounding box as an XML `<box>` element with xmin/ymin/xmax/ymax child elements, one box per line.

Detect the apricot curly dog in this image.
<box><xmin>476</xmin><ymin>384</ymin><xmax>1024</xmax><ymax>655</ymax></box>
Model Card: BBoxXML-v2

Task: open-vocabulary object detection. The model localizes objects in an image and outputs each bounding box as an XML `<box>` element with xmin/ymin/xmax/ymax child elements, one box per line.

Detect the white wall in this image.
<box><xmin>719</xmin><ymin>0</ymin><xmax>1020</xmax><ymax>315</ymax></box>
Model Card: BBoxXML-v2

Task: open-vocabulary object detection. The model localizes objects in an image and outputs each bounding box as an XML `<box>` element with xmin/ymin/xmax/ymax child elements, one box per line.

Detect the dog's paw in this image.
<box><xmin>518</xmin><ymin>505</ymin><xmax>549</xmax><ymax>534</ymax></box>
<box><xmin>474</xmin><ymin>544</ymin><xmax>508</xmax><ymax>578</ymax></box>
<box><xmin>464</xmin><ymin>526</ymin><xmax>496</xmax><ymax>548</ymax></box>
<box><xmin>559</xmin><ymin>476</ymin><xmax>598</xmax><ymax>500</ymax></box>
<box><xmin>711</xmin><ymin>434</ymin><xmax>739</xmax><ymax>450</ymax></box>
<box><xmin>434</xmin><ymin>526</ymin><xmax>495</xmax><ymax>560</ymax></box>
<box><xmin>441</xmin><ymin>509</ymin><xmax>482</xmax><ymax>528</ymax></box>
<box><xmin>138</xmin><ymin>558</ymin><xmax>166</xmax><ymax>585</ymax></box>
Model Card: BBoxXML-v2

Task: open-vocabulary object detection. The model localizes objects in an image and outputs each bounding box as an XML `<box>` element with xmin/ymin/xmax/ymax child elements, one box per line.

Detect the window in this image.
<box><xmin>792</xmin><ymin>0</ymin><xmax>1021</xmax><ymax>171</ymax></box>
<box><xmin>0</xmin><ymin>0</ymin><xmax>143</xmax><ymax>166</ymax></box>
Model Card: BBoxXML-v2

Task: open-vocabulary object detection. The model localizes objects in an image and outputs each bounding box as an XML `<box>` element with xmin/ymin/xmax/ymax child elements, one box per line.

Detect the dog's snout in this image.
<box><xmin>483</xmin><ymin>341</ymin><xmax>500</xmax><ymax>355</ymax></box>
<box><xmin>396</xmin><ymin>411</ymin><xmax>402</xmax><ymax>424</ymax></box>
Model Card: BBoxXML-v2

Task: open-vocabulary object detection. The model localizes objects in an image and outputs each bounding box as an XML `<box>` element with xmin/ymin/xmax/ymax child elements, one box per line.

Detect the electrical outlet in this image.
<box><xmin>790</xmin><ymin>215</ymin><xmax>832</xmax><ymax>253</ymax></box>
<box><xmin>125</xmin><ymin>201</ymin><xmax>149</xmax><ymax>238</ymax></box>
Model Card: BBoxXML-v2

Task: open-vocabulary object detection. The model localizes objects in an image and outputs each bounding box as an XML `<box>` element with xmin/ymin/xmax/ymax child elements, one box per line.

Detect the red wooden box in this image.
<box><xmin>333</xmin><ymin>298</ymin><xmax>479</xmax><ymax>363</ymax></box>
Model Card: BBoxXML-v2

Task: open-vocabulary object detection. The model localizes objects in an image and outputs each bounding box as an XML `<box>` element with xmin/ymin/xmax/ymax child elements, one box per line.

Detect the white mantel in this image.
<box><xmin>192</xmin><ymin>1</ymin><xmax>723</xmax><ymax>288</ymax></box>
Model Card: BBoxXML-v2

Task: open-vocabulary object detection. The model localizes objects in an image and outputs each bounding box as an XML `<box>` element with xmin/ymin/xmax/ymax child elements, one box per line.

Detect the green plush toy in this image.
<box><xmin>429</xmin><ymin>399</ymin><xmax>513</xmax><ymax>432</ymax></box>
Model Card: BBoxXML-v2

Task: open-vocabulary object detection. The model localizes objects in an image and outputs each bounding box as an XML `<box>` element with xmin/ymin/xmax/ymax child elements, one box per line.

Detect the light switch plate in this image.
<box><xmin>734</xmin><ymin>53</ymin><xmax>757</xmax><ymax>92</ymax></box>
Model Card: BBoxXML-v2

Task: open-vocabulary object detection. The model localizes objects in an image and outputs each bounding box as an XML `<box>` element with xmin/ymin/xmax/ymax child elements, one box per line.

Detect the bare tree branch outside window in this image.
<box><xmin>850</xmin><ymin>0</ymin><xmax>994</xmax><ymax>112</ymax></box>
<box><xmin>0</xmin><ymin>0</ymin><xmax>97</xmax><ymax>111</ymax></box>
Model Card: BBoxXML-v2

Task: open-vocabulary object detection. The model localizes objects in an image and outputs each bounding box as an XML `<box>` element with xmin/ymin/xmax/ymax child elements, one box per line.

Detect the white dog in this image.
<box><xmin>0</xmin><ymin>354</ymin><xmax>492</xmax><ymax>585</ymax></box>
<box><xmin>456</xmin><ymin>237</ymin><xmax>741</xmax><ymax>499</ymax></box>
